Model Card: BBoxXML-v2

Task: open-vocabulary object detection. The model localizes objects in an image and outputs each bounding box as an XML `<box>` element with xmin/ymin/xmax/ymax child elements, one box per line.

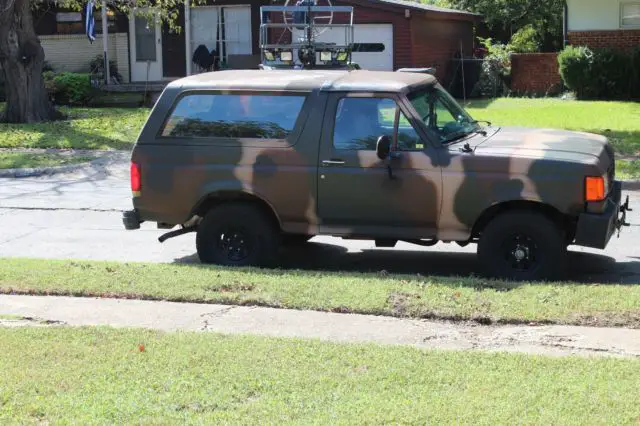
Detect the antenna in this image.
<box><xmin>259</xmin><ymin>1</ymin><xmax>355</xmax><ymax>70</ymax></box>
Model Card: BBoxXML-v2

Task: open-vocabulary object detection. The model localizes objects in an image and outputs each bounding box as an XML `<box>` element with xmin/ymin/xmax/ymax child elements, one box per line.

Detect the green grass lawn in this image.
<box><xmin>0</xmin><ymin>106</ymin><xmax>149</xmax><ymax>150</ymax></box>
<box><xmin>0</xmin><ymin>152</ymin><xmax>93</xmax><ymax>169</ymax></box>
<box><xmin>2</xmin><ymin>258</ymin><xmax>639</xmax><ymax>328</ymax></box>
<box><xmin>617</xmin><ymin>159</ymin><xmax>640</xmax><ymax>180</ymax></box>
<box><xmin>0</xmin><ymin>327</ymin><xmax>638</xmax><ymax>424</ymax></box>
<box><xmin>465</xmin><ymin>98</ymin><xmax>640</xmax><ymax>157</ymax></box>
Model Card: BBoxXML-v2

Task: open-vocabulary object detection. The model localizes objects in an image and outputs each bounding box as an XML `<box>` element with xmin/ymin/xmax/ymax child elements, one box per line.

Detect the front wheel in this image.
<box><xmin>196</xmin><ymin>203</ymin><xmax>280</xmax><ymax>267</ymax></box>
<box><xmin>477</xmin><ymin>211</ymin><xmax>566</xmax><ymax>281</ymax></box>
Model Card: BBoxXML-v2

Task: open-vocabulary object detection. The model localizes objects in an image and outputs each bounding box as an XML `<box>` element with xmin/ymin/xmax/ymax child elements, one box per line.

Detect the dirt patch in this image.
<box><xmin>387</xmin><ymin>292</ymin><xmax>421</xmax><ymax>317</ymax></box>
<box><xmin>568</xmin><ymin>311</ymin><xmax>640</xmax><ymax>329</ymax></box>
<box><xmin>206</xmin><ymin>283</ymin><xmax>256</xmax><ymax>293</ymax></box>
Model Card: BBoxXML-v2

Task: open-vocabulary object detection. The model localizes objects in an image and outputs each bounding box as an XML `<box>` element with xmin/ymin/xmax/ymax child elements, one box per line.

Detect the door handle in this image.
<box><xmin>322</xmin><ymin>160</ymin><xmax>345</xmax><ymax>166</ymax></box>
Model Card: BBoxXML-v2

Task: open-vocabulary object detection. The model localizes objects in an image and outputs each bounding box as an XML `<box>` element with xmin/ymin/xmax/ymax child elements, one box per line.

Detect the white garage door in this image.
<box><xmin>294</xmin><ymin>23</ymin><xmax>394</xmax><ymax>71</ymax></box>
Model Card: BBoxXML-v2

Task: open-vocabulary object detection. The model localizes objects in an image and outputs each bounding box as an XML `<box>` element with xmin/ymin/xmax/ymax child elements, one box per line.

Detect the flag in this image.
<box><xmin>85</xmin><ymin>0</ymin><xmax>96</xmax><ymax>43</ymax></box>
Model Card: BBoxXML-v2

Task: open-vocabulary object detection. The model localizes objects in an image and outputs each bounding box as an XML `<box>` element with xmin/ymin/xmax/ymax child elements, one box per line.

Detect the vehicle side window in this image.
<box><xmin>333</xmin><ymin>97</ymin><xmax>422</xmax><ymax>151</ymax></box>
<box><xmin>160</xmin><ymin>93</ymin><xmax>306</xmax><ymax>139</ymax></box>
<box><xmin>333</xmin><ymin>98</ymin><xmax>394</xmax><ymax>151</ymax></box>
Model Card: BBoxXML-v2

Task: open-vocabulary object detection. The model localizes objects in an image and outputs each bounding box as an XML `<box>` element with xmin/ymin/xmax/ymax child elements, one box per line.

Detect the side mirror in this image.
<box><xmin>376</xmin><ymin>135</ymin><xmax>391</xmax><ymax>160</ymax></box>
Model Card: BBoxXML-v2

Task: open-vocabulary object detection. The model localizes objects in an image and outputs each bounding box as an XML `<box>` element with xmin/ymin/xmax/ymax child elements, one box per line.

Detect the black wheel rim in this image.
<box><xmin>216</xmin><ymin>226</ymin><xmax>252</xmax><ymax>262</ymax></box>
<box><xmin>500</xmin><ymin>232</ymin><xmax>540</xmax><ymax>273</ymax></box>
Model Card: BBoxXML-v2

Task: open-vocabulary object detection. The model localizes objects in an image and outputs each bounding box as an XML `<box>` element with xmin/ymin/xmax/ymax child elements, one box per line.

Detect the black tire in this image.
<box><xmin>281</xmin><ymin>234</ymin><xmax>313</xmax><ymax>246</ymax></box>
<box><xmin>196</xmin><ymin>203</ymin><xmax>280</xmax><ymax>267</ymax></box>
<box><xmin>477</xmin><ymin>211</ymin><xmax>566</xmax><ymax>281</ymax></box>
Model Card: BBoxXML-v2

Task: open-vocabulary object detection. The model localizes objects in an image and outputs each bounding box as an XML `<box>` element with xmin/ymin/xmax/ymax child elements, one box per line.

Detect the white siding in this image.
<box><xmin>40</xmin><ymin>33</ymin><xmax>130</xmax><ymax>82</ymax></box>
<box><xmin>566</xmin><ymin>0</ymin><xmax>632</xmax><ymax>31</ymax></box>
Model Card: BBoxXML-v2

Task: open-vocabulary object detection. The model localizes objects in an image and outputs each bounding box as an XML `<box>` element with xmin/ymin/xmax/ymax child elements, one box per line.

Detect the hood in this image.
<box><xmin>471</xmin><ymin>127</ymin><xmax>612</xmax><ymax>164</ymax></box>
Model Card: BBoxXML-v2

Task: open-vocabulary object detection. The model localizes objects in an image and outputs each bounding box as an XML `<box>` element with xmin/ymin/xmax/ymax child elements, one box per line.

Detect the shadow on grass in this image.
<box><xmin>173</xmin><ymin>241</ymin><xmax>640</xmax><ymax>287</ymax></box>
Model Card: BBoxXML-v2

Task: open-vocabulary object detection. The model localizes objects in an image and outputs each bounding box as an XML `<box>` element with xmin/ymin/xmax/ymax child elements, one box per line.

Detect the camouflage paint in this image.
<box><xmin>129</xmin><ymin>69</ymin><xmax>616</xmax><ymax>247</ymax></box>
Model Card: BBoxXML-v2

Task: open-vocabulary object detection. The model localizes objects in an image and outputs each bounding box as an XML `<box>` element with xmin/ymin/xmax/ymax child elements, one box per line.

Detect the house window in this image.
<box><xmin>134</xmin><ymin>15</ymin><xmax>157</xmax><ymax>61</ymax></box>
<box><xmin>54</xmin><ymin>9</ymin><xmax>116</xmax><ymax>35</ymax></box>
<box><xmin>621</xmin><ymin>3</ymin><xmax>640</xmax><ymax>28</ymax></box>
<box><xmin>55</xmin><ymin>12</ymin><xmax>83</xmax><ymax>34</ymax></box>
<box><xmin>352</xmin><ymin>43</ymin><xmax>385</xmax><ymax>53</ymax></box>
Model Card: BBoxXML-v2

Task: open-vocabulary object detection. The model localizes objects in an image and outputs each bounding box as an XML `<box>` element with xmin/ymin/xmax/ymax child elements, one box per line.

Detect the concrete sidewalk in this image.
<box><xmin>2</xmin><ymin>294</ymin><xmax>639</xmax><ymax>359</ymax></box>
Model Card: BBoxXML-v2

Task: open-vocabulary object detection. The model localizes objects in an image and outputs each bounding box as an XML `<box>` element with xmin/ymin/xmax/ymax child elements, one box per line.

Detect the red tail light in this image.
<box><xmin>130</xmin><ymin>162</ymin><xmax>141</xmax><ymax>196</ymax></box>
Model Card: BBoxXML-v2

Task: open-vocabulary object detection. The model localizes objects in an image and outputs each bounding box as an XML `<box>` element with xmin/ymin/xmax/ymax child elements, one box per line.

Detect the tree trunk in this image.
<box><xmin>0</xmin><ymin>0</ymin><xmax>59</xmax><ymax>123</ymax></box>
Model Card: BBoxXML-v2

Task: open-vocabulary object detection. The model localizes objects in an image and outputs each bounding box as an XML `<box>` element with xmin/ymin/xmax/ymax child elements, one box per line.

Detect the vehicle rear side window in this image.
<box><xmin>160</xmin><ymin>93</ymin><xmax>306</xmax><ymax>139</ymax></box>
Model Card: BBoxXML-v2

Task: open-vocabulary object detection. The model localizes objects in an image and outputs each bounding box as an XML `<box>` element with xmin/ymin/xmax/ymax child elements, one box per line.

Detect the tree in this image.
<box><xmin>423</xmin><ymin>0</ymin><xmax>565</xmax><ymax>52</ymax></box>
<box><xmin>0</xmin><ymin>0</ymin><xmax>59</xmax><ymax>122</ymax></box>
<box><xmin>0</xmin><ymin>0</ymin><xmax>198</xmax><ymax>123</ymax></box>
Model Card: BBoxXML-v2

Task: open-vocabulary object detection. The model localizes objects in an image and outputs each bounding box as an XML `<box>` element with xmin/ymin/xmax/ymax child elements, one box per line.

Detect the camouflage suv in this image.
<box><xmin>122</xmin><ymin>69</ymin><xmax>631</xmax><ymax>281</ymax></box>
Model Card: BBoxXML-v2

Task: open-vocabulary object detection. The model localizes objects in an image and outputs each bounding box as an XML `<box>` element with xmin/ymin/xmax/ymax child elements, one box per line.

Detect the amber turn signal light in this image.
<box><xmin>585</xmin><ymin>176</ymin><xmax>605</xmax><ymax>202</ymax></box>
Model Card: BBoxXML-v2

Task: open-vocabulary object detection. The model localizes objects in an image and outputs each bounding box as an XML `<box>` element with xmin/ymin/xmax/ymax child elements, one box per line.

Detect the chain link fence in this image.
<box><xmin>446</xmin><ymin>57</ymin><xmax>511</xmax><ymax>101</ymax></box>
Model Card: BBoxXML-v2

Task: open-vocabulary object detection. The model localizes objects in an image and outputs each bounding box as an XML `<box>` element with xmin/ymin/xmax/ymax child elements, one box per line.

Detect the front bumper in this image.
<box><xmin>574</xmin><ymin>181</ymin><xmax>631</xmax><ymax>249</ymax></box>
<box><xmin>122</xmin><ymin>209</ymin><xmax>142</xmax><ymax>230</ymax></box>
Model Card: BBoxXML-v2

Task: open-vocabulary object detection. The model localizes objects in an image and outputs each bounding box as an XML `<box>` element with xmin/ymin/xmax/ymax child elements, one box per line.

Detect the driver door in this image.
<box><xmin>316</xmin><ymin>92</ymin><xmax>442</xmax><ymax>238</ymax></box>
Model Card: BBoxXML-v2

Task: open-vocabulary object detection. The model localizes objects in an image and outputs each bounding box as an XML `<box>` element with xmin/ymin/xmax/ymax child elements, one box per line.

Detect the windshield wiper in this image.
<box><xmin>442</xmin><ymin>126</ymin><xmax>488</xmax><ymax>144</ymax></box>
<box><xmin>442</xmin><ymin>130</ymin><xmax>472</xmax><ymax>144</ymax></box>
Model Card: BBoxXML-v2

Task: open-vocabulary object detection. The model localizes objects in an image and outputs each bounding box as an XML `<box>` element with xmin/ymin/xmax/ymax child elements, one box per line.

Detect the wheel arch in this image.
<box><xmin>471</xmin><ymin>200</ymin><xmax>575</xmax><ymax>239</ymax></box>
<box><xmin>190</xmin><ymin>190</ymin><xmax>283</xmax><ymax>232</ymax></box>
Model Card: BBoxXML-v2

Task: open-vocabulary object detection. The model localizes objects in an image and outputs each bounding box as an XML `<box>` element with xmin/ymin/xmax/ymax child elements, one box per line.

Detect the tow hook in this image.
<box><xmin>616</xmin><ymin>195</ymin><xmax>632</xmax><ymax>237</ymax></box>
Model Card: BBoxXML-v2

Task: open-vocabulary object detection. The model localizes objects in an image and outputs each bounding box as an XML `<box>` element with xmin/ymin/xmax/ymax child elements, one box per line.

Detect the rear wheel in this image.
<box><xmin>196</xmin><ymin>203</ymin><xmax>280</xmax><ymax>267</ymax></box>
<box><xmin>477</xmin><ymin>211</ymin><xmax>566</xmax><ymax>281</ymax></box>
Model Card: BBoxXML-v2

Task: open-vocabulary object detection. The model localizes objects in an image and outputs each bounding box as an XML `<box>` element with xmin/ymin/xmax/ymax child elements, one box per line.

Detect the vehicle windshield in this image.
<box><xmin>407</xmin><ymin>85</ymin><xmax>481</xmax><ymax>144</ymax></box>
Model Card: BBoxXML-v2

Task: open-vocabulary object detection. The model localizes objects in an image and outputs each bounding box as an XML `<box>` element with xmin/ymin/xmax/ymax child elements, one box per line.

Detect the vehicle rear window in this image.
<box><xmin>160</xmin><ymin>93</ymin><xmax>306</xmax><ymax>139</ymax></box>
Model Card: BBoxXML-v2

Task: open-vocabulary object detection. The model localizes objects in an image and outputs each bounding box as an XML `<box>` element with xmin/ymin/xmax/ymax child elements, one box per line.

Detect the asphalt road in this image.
<box><xmin>0</xmin><ymin>158</ymin><xmax>638</xmax><ymax>283</ymax></box>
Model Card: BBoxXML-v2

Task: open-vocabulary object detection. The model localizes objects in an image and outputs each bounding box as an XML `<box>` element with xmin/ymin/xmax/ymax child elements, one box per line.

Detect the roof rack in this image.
<box><xmin>259</xmin><ymin>2</ymin><xmax>356</xmax><ymax>69</ymax></box>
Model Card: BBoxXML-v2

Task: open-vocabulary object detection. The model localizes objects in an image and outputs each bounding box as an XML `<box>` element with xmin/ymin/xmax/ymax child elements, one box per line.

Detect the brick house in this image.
<box><xmin>33</xmin><ymin>0</ymin><xmax>480</xmax><ymax>84</ymax></box>
<box><xmin>565</xmin><ymin>0</ymin><xmax>640</xmax><ymax>50</ymax></box>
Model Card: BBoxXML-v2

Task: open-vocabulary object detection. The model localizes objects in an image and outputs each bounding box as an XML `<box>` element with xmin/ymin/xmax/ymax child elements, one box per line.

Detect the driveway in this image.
<box><xmin>0</xmin><ymin>158</ymin><xmax>638</xmax><ymax>283</ymax></box>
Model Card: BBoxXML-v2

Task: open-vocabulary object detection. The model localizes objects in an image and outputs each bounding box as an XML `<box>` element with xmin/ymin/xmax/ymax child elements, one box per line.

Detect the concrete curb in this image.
<box><xmin>0</xmin><ymin>150</ymin><xmax>130</xmax><ymax>178</ymax></box>
<box><xmin>0</xmin><ymin>158</ymin><xmax>101</xmax><ymax>178</ymax></box>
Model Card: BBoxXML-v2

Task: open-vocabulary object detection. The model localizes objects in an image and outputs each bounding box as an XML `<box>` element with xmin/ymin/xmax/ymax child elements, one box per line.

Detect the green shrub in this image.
<box><xmin>471</xmin><ymin>37</ymin><xmax>513</xmax><ymax>97</ymax></box>
<box><xmin>558</xmin><ymin>46</ymin><xmax>640</xmax><ymax>100</ymax></box>
<box><xmin>49</xmin><ymin>72</ymin><xmax>95</xmax><ymax>106</ymax></box>
<box><xmin>508</xmin><ymin>25</ymin><xmax>540</xmax><ymax>53</ymax></box>
<box><xmin>558</xmin><ymin>46</ymin><xmax>593</xmax><ymax>98</ymax></box>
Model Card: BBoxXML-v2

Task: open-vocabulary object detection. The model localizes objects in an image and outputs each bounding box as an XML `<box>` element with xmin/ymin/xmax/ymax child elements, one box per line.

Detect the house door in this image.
<box><xmin>129</xmin><ymin>9</ymin><xmax>163</xmax><ymax>82</ymax></box>
<box><xmin>317</xmin><ymin>93</ymin><xmax>441</xmax><ymax>238</ymax></box>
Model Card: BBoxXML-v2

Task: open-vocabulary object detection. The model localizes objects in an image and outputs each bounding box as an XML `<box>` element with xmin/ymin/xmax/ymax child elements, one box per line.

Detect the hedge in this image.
<box><xmin>558</xmin><ymin>46</ymin><xmax>640</xmax><ymax>100</ymax></box>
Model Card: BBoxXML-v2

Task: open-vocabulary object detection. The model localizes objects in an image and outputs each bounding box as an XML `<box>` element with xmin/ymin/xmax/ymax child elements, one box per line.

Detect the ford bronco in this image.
<box><xmin>122</xmin><ymin>69</ymin><xmax>631</xmax><ymax>281</ymax></box>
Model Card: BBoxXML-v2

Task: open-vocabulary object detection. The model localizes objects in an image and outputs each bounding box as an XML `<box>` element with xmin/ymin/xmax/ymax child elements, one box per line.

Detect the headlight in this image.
<box><xmin>336</xmin><ymin>51</ymin><xmax>348</xmax><ymax>62</ymax></box>
<box><xmin>280</xmin><ymin>51</ymin><xmax>293</xmax><ymax>62</ymax></box>
<box><xmin>320</xmin><ymin>51</ymin><xmax>332</xmax><ymax>62</ymax></box>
